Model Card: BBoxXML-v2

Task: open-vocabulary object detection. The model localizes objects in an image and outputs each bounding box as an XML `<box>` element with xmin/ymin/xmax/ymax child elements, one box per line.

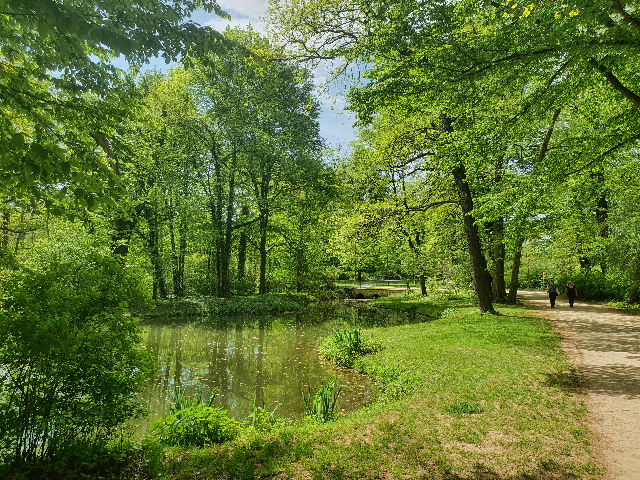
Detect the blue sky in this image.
<box><xmin>143</xmin><ymin>1</ymin><xmax>357</xmax><ymax>148</ymax></box>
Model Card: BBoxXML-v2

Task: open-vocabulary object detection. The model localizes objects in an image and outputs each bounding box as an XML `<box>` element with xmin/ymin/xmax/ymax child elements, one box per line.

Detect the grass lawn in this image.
<box><xmin>143</xmin><ymin>294</ymin><xmax>601</xmax><ymax>479</ymax></box>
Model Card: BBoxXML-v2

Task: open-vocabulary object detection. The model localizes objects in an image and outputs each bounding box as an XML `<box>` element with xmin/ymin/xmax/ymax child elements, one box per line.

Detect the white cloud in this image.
<box><xmin>217</xmin><ymin>0</ymin><xmax>269</xmax><ymax>22</ymax></box>
<box><xmin>192</xmin><ymin>1</ymin><xmax>268</xmax><ymax>33</ymax></box>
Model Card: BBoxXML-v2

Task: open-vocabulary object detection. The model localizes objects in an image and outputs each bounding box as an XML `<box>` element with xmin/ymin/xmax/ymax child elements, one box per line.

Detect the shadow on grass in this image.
<box><xmin>544</xmin><ymin>367</ymin><xmax>583</xmax><ymax>391</ymax></box>
<box><xmin>158</xmin><ymin>434</ymin><xmax>600</xmax><ymax>480</ymax></box>
<box><xmin>277</xmin><ymin>458</ymin><xmax>599</xmax><ymax>480</ymax></box>
<box><xmin>437</xmin><ymin>458</ymin><xmax>599</xmax><ymax>479</ymax></box>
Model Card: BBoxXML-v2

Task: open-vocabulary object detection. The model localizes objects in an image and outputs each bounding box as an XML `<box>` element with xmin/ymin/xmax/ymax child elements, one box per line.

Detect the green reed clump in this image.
<box><xmin>247</xmin><ymin>400</ymin><xmax>287</xmax><ymax>432</ymax></box>
<box><xmin>302</xmin><ymin>376</ymin><xmax>342</xmax><ymax>423</ymax></box>
<box><xmin>320</xmin><ymin>327</ymin><xmax>382</xmax><ymax>368</ymax></box>
<box><xmin>170</xmin><ymin>386</ymin><xmax>217</xmax><ymax>413</ymax></box>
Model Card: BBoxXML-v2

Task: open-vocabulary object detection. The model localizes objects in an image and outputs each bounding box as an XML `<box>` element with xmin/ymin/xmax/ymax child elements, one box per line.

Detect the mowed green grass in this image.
<box><xmin>152</xmin><ymin>296</ymin><xmax>601</xmax><ymax>479</ymax></box>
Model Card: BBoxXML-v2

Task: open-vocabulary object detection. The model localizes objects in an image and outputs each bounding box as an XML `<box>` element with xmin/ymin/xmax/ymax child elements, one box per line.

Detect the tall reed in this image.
<box><xmin>302</xmin><ymin>376</ymin><xmax>342</xmax><ymax>423</ymax></box>
<box><xmin>170</xmin><ymin>386</ymin><xmax>217</xmax><ymax>414</ymax></box>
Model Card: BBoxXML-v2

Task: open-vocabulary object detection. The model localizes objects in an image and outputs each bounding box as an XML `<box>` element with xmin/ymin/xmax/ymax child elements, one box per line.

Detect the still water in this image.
<box><xmin>136</xmin><ymin>304</ymin><xmax>419</xmax><ymax>433</ymax></box>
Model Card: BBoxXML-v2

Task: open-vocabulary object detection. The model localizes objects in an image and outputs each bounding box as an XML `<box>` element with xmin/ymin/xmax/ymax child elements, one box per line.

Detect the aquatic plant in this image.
<box><xmin>302</xmin><ymin>376</ymin><xmax>342</xmax><ymax>423</ymax></box>
<box><xmin>320</xmin><ymin>327</ymin><xmax>382</xmax><ymax>368</ymax></box>
<box><xmin>247</xmin><ymin>400</ymin><xmax>283</xmax><ymax>432</ymax></box>
<box><xmin>169</xmin><ymin>386</ymin><xmax>216</xmax><ymax>414</ymax></box>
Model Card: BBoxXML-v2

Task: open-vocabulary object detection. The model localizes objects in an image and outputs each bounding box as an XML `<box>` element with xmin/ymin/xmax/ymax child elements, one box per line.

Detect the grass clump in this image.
<box><xmin>319</xmin><ymin>326</ymin><xmax>382</xmax><ymax>367</ymax></box>
<box><xmin>445</xmin><ymin>401</ymin><xmax>485</xmax><ymax>415</ymax></box>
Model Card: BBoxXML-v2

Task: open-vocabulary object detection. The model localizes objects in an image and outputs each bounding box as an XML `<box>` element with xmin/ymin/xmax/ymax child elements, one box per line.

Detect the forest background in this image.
<box><xmin>2</xmin><ymin>0</ymin><xmax>640</xmax><ymax>474</ymax></box>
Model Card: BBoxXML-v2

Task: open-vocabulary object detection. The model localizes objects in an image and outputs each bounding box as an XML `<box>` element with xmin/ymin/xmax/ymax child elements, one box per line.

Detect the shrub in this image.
<box><xmin>151</xmin><ymin>405</ymin><xmax>239</xmax><ymax>447</ymax></box>
<box><xmin>555</xmin><ymin>271</ymin><xmax>618</xmax><ymax>301</ymax></box>
<box><xmin>0</xmin><ymin>248</ymin><xmax>152</xmax><ymax>464</ymax></box>
<box><xmin>319</xmin><ymin>327</ymin><xmax>382</xmax><ymax>368</ymax></box>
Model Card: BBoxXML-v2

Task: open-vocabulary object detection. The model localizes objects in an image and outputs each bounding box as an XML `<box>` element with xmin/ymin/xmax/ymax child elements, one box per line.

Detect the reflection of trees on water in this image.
<box><xmin>136</xmin><ymin>306</ymin><xmax>413</xmax><ymax>434</ymax></box>
<box><xmin>174</xmin><ymin>327</ymin><xmax>182</xmax><ymax>389</ymax></box>
<box><xmin>255</xmin><ymin>320</ymin><xmax>265</xmax><ymax>409</ymax></box>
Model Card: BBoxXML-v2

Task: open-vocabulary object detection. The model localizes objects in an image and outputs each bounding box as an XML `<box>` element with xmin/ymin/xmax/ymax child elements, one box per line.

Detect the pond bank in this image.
<box><xmin>139</xmin><ymin>294</ymin><xmax>600</xmax><ymax>479</ymax></box>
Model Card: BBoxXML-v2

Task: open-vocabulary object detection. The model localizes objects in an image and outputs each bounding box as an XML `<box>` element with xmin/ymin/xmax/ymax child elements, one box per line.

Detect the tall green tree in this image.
<box><xmin>1</xmin><ymin>0</ymin><xmax>228</xmax><ymax>211</ymax></box>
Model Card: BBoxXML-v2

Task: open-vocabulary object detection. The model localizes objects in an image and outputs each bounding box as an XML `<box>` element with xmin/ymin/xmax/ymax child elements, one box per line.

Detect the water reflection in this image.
<box><xmin>137</xmin><ymin>304</ymin><xmax>419</xmax><ymax>434</ymax></box>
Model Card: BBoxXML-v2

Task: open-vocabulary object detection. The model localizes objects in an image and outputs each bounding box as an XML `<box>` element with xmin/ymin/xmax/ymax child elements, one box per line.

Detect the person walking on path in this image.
<box><xmin>547</xmin><ymin>280</ymin><xmax>559</xmax><ymax>308</ymax></box>
<box><xmin>565</xmin><ymin>281</ymin><xmax>577</xmax><ymax>308</ymax></box>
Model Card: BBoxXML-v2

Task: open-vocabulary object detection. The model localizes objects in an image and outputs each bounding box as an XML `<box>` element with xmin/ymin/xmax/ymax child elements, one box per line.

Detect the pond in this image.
<box><xmin>135</xmin><ymin>304</ymin><xmax>422</xmax><ymax>435</ymax></box>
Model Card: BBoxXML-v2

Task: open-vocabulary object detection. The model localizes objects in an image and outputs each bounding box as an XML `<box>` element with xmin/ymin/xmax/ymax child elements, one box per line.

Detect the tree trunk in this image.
<box><xmin>594</xmin><ymin>170</ymin><xmax>609</xmax><ymax>275</ymax></box>
<box><xmin>178</xmin><ymin>219</ymin><xmax>186</xmax><ymax>296</ymax></box>
<box><xmin>169</xmin><ymin>208</ymin><xmax>187</xmax><ymax>298</ymax></box>
<box><xmin>258</xmin><ymin>210</ymin><xmax>268</xmax><ymax>295</ymax></box>
<box><xmin>420</xmin><ymin>274</ymin><xmax>427</xmax><ymax>296</ymax></box>
<box><xmin>237</xmin><ymin>206</ymin><xmax>249</xmax><ymax>282</ymax></box>
<box><xmin>452</xmin><ymin>165</ymin><xmax>494</xmax><ymax>313</ymax></box>
<box><xmin>491</xmin><ymin>218</ymin><xmax>507</xmax><ymax>303</ymax></box>
<box><xmin>2</xmin><ymin>210</ymin><xmax>10</xmax><ymax>249</ymax></box>
<box><xmin>147</xmin><ymin>206</ymin><xmax>167</xmax><ymax>300</ymax></box>
<box><xmin>219</xmin><ymin>148</ymin><xmax>238</xmax><ymax>298</ymax></box>
<box><xmin>441</xmin><ymin>113</ymin><xmax>493</xmax><ymax>313</ymax></box>
<box><xmin>507</xmin><ymin>237</ymin><xmax>524</xmax><ymax>304</ymax></box>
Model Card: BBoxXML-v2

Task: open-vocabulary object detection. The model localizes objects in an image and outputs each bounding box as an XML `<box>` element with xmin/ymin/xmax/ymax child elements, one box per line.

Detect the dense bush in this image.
<box><xmin>555</xmin><ymin>271</ymin><xmax>622</xmax><ymax>301</ymax></box>
<box><xmin>0</xmin><ymin>246</ymin><xmax>152</xmax><ymax>464</ymax></box>
<box><xmin>151</xmin><ymin>405</ymin><xmax>239</xmax><ymax>447</ymax></box>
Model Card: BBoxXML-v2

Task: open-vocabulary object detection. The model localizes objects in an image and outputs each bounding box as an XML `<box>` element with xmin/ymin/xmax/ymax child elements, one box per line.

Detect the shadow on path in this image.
<box><xmin>517</xmin><ymin>290</ymin><xmax>640</xmax><ymax>479</ymax></box>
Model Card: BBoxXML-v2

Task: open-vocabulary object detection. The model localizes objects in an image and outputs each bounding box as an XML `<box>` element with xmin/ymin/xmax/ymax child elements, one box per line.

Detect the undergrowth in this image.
<box><xmin>144</xmin><ymin>293</ymin><xmax>310</xmax><ymax>320</ymax></box>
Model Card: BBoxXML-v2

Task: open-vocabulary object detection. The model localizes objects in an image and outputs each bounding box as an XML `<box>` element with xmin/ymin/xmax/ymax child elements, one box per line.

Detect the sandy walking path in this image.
<box><xmin>519</xmin><ymin>290</ymin><xmax>640</xmax><ymax>479</ymax></box>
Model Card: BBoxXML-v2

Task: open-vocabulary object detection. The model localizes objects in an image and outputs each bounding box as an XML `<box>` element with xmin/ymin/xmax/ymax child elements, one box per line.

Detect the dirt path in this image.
<box><xmin>519</xmin><ymin>290</ymin><xmax>640</xmax><ymax>479</ymax></box>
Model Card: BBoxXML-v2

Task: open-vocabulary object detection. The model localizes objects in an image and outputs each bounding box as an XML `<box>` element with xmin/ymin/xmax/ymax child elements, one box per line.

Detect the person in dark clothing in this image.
<box><xmin>547</xmin><ymin>280</ymin><xmax>559</xmax><ymax>308</ymax></box>
<box><xmin>565</xmin><ymin>282</ymin><xmax>577</xmax><ymax>308</ymax></box>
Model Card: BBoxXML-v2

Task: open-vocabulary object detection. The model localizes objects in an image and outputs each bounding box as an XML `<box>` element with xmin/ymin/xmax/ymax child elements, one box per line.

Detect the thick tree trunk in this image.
<box><xmin>507</xmin><ymin>237</ymin><xmax>524</xmax><ymax>304</ymax></box>
<box><xmin>148</xmin><ymin>207</ymin><xmax>167</xmax><ymax>300</ymax></box>
<box><xmin>594</xmin><ymin>170</ymin><xmax>609</xmax><ymax>275</ymax></box>
<box><xmin>420</xmin><ymin>274</ymin><xmax>427</xmax><ymax>296</ymax></box>
<box><xmin>178</xmin><ymin>223</ymin><xmax>186</xmax><ymax>295</ymax></box>
<box><xmin>237</xmin><ymin>206</ymin><xmax>249</xmax><ymax>282</ymax></box>
<box><xmin>452</xmin><ymin>165</ymin><xmax>494</xmax><ymax>313</ymax></box>
<box><xmin>2</xmin><ymin>211</ymin><xmax>10</xmax><ymax>248</ymax></box>
<box><xmin>170</xmin><ymin>210</ymin><xmax>187</xmax><ymax>297</ymax></box>
<box><xmin>219</xmin><ymin>149</ymin><xmax>238</xmax><ymax>298</ymax></box>
<box><xmin>440</xmin><ymin>113</ymin><xmax>493</xmax><ymax>313</ymax></box>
